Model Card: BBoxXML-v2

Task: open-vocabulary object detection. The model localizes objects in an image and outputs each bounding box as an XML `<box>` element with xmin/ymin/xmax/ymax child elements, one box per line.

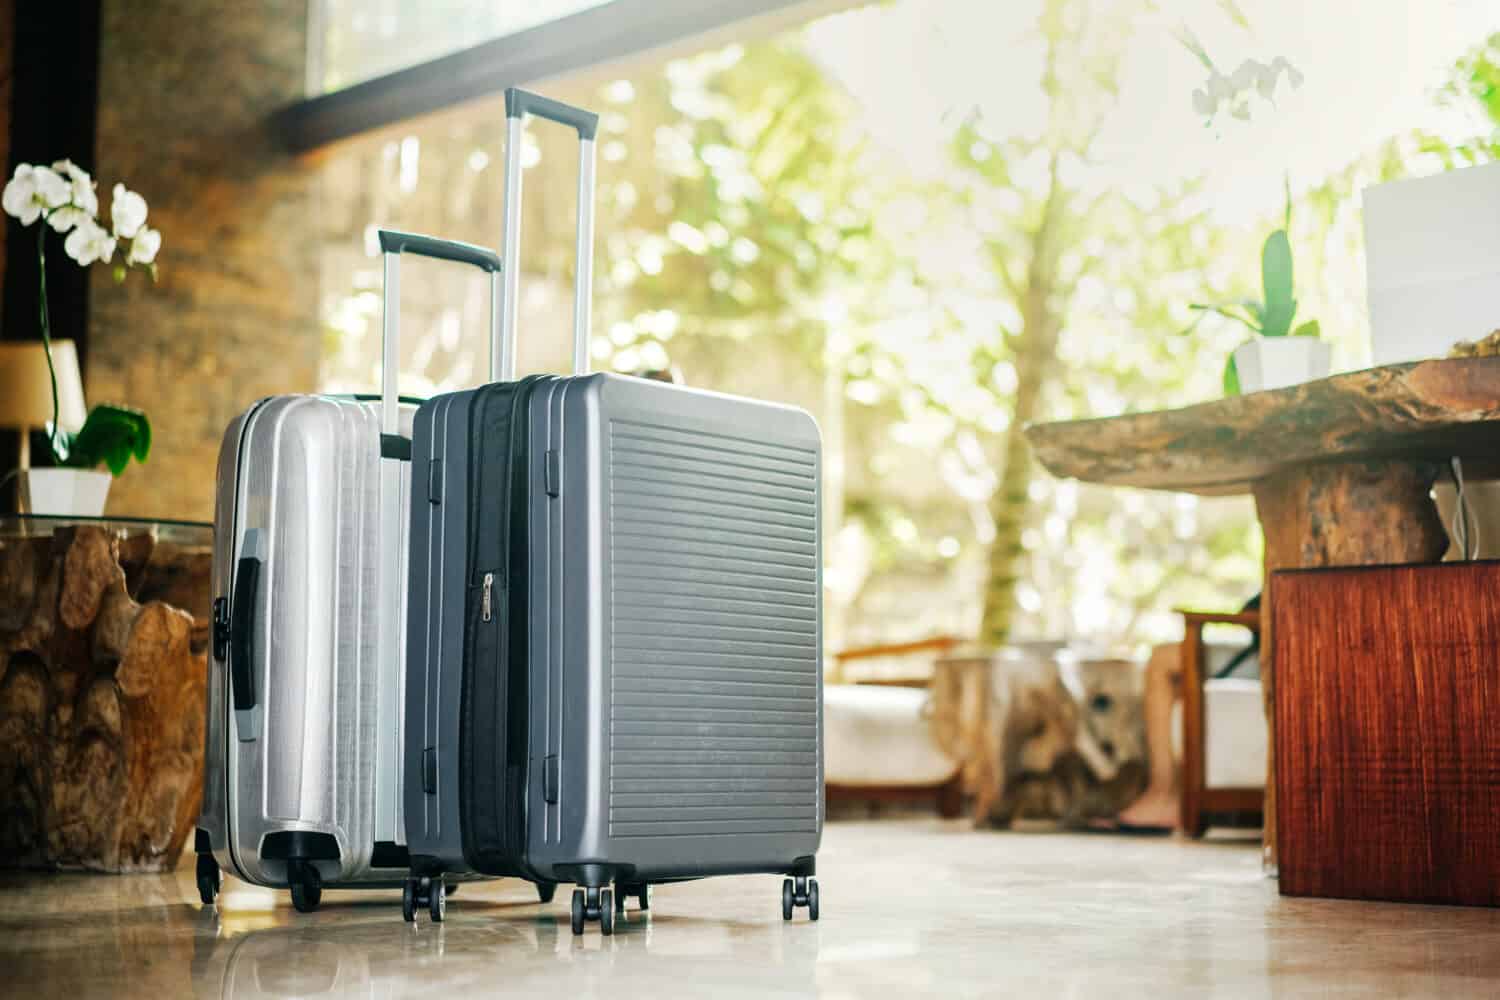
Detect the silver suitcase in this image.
<box><xmin>403</xmin><ymin>90</ymin><xmax>824</xmax><ymax>933</ymax></box>
<box><xmin>195</xmin><ymin>231</ymin><xmax>504</xmax><ymax>911</ymax></box>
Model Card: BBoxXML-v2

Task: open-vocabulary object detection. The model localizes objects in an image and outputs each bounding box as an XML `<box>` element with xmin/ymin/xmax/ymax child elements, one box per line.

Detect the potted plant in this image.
<box><xmin>1191</xmin><ymin>183</ymin><xmax>1329</xmax><ymax>395</ymax></box>
<box><xmin>3</xmin><ymin>161</ymin><xmax>158</xmax><ymax>515</ymax></box>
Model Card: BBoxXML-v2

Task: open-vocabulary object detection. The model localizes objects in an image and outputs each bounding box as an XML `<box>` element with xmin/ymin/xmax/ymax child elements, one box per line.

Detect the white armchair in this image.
<box><xmin>823</xmin><ymin>638</ymin><xmax>964</xmax><ymax>817</ymax></box>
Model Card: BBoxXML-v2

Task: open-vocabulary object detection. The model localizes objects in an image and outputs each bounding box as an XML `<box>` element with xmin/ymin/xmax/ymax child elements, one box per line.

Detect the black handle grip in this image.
<box><xmin>229</xmin><ymin>555</ymin><xmax>261</xmax><ymax>711</ymax></box>
<box><xmin>377</xmin><ymin>230</ymin><xmax>502</xmax><ymax>273</ymax></box>
<box><xmin>504</xmin><ymin>88</ymin><xmax>599</xmax><ymax>140</ymax></box>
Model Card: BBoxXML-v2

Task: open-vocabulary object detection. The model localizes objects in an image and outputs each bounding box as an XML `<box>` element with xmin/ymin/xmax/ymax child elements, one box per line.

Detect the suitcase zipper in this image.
<box><xmin>482</xmin><ymin>572</ymin><xmax>494</xmax><ymax>622</ymax></box>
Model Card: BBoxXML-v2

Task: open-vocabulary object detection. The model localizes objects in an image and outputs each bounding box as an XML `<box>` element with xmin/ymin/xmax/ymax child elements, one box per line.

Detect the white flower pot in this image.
<box><xmin>20</xmin><ymin>468</ymin><xmax>112</xmax><ymax>517</ymax></box>
<box><xmin>1233</xmin><ymin>338</ymin><xmax>1332</xmax><ymax>394</ymax></box>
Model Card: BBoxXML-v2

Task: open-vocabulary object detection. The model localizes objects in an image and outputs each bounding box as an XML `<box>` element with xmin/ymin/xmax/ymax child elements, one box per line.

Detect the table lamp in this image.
<box><xmin>0</xmin><ymin>340</ymin><xmax>88</xmax><ymax>468</ymax></box>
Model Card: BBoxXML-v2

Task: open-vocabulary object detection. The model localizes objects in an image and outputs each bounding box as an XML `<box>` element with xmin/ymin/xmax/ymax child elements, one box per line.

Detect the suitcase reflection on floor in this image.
<box><xmin>190</xmin><ymin>884</ymin><xmax>821</xmax><ymax>997</ymax></box>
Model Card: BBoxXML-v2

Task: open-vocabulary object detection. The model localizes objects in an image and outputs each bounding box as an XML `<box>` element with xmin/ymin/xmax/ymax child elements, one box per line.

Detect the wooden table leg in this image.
<box><xmin>1251</xmin><ymin>458</ymin><xmax>1448</xmax><ymax>874</ymax></box>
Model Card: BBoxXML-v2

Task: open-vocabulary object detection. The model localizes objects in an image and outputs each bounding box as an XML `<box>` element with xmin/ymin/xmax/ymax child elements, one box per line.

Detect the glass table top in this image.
<box><xmin>0</xmin><ymin>513</ymin><xmax>212</xmax><ymax>544</ymax></box>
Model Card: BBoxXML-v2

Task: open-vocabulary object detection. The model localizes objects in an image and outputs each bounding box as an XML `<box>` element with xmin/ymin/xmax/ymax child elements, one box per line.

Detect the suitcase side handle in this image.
<box><xmin>229</xmin><ymin>554</ymin><xmax>261</xmax><ymax>712</ymax></box>
<box><xmin>500</xmin><ymin>87</ymin><xmax>597</xmax><ymax>380</ymax></box>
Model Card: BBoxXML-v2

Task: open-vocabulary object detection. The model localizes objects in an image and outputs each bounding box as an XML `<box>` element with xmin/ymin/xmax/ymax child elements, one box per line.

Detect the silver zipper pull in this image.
<box><xmin>482</xmin><ymin>572</ymin><xmax>494</xmax><ymax>622</ymax></box>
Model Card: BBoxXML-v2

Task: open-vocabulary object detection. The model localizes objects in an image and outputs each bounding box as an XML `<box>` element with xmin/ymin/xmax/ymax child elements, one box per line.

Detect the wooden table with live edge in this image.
<box><xmin>1024</xmin><ymin>357</ymin><xmax>1500</xmax><ymax>872</ymax></box>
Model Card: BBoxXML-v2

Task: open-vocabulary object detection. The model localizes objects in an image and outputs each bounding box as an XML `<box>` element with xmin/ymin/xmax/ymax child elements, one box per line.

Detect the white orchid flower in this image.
<box><xmin>1</xmin><ymin>164</ymin><xmax>42</xmax><ymax>225</ymax></box>
<box><xmin>33</xmin><ymin>166</ymin><xmax>70</xmax><ymax>209</ymax></box>
<box><xmin>111</xmin><ymin>183</ymin><xmax>148</xmax><ymax>239</ymax></box>
<box><xmin>1191</xmin><ymin>88</ymin><xmax>1216</xmax><ymax>118</ymax></box>
<box><xmin>47</xmin><ymin>205</ymin><xmax>92</xmax><ymax>234</ymax></box>
<box><xmin>1272</xmin><ymin>56</ymin><xmax>1305</xmax><ymax>90</ymax></box>
<box><xmin>1206</xmin><ymin>71</ymin><xmax>1235</xmax><ymax>102</ymax></box>
<box><xmin>1230</xmin><ymin>59</ymin><xmax>1263</xmax><ymax>93</ymax></box>
<box><xmin>52</xmin><ymin>159</ymin><xmax>98</xmax><ymax>215</ymax></box>
<box><xmin>63</xmin><ymin>217</ymin><xmax>116</xmax><ymax>266</ymax></box>
<box><xmin>128</xmin><ymin>226</ymin><xmax>162</xmax><ymax>266</ymax></box>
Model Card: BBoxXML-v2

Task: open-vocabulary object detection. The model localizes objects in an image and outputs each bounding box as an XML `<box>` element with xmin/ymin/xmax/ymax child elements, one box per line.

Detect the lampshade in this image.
<box><xmin>0</xmin><ymin>340</ymin><xmax>88</xmax><ymax>432</ymax></box>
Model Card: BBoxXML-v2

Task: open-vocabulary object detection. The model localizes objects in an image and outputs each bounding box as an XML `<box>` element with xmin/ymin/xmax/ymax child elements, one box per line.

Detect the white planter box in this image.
<box><xmin>1363</xmin><ymin>162</ymin><xmax>1500</xmax><ymax>364</ymax></box>
<box><xmin>1234</xmin><ymin>339</ymin><xmax>1332</xmax><ymax>394</ymax></box>
<box><xmin>20</xmin><ymin>469</ymin><xmax>112</xmax><ymax>517</ymax></box>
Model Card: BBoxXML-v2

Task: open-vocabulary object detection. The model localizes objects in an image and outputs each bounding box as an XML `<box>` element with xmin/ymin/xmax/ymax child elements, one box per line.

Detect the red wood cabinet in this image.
<box><xmin>1273</xmin><ymin>561</ymin><xmax>1500</xmax><ymax>906</ymax></box>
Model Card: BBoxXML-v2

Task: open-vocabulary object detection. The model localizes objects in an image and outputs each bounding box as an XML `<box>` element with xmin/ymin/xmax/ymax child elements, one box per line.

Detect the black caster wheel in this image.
<box><xmin>402</xmin><ymin>878</ymin><xmax>418</xmax><ymax>923</ymax></box>
<box><xmin>537</xmin><ymin>881</ymin><xmax>557</xmax><ymax>904</ymax></box>
<box><xmin>617</xmin><ymin>881</ymin><xmax>649</xmax><ymax>912</ymax></box>
<box><xmin>808</xmin><ymin>879</ymin><xmax>819</xmax><ymax>921</ymax></box>
<box><xmin>196</xmin><ymin>854</ymin><xmax>220</xmax><ymax>905</ymax></box>
<box><xmin>288</xmin><ymin>861</ymin><xmax>322</xmax><ymax>913</ymax></box>
<box><xmin>599</xmin><ymin>889</ymin><xmax>614</xmax><ymax>936</ymax></box>
<box><xmin>429</xmin><ymin>880</ymin><xmax>446</xmax><ymax>923</ymax></box>
<box><xmin>781</xmin><ymin>878</ymin><xmax>794</xmax><ymax>921</ymax></box>
<box><xmin>570</xmin><ymin>888</ymin><xmax>585</xmax><ymax>936</ymax></box>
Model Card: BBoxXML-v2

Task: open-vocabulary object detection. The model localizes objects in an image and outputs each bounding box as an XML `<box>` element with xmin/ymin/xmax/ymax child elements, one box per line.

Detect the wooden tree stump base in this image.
<box><xmin>0</xmin><ymin>523</ymin><xmax>211</xmax><ymax>872</ymax></box>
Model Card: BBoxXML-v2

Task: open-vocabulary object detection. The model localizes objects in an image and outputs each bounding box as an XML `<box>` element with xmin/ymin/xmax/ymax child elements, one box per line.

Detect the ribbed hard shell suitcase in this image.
<box><xmin>195</xmin><ymin>231</ymin><xmax>504</xmax><ymax>912</ymax></box>
<box><xmin>403</xmin><ymin>90</ymin><xmax>824</xmax><ymax>933</ymax></box>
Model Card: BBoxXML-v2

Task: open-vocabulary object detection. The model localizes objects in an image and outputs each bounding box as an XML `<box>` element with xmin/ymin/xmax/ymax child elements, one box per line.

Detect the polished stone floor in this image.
<box><xmin>5</xmin><ymin>819</ymin><xmax>1500</xmax><ymax>998</ymax></box>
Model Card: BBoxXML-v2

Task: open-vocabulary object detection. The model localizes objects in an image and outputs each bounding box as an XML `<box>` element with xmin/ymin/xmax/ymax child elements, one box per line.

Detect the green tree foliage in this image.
<box><xmin>942</xmin><ymin>0</ymin><xmax>1258</xmax><ymax>646</ymax></box>
<box><xmin>316</xmin><ymin>15</ymin><xmax>1500</xmax><ymax>654</ymax></box>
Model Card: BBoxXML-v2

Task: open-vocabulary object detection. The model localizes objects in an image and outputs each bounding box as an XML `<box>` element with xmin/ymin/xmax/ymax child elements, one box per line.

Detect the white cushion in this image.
<box><xmin>1172</xmin><ymin>678</ymin><xmax>1267</xmax><ymax>789</ymax></box>
<box><xmin>824</xmin><ymin>685</ymin><xmax>959</xmax><ymax>788</ymax></box>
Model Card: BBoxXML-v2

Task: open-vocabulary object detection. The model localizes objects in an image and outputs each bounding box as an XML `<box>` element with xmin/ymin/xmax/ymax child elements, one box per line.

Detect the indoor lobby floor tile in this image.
<box><xmin>4</xmin><ymin>818</ymin><xmax>1500</xmax><ymax>998</ymax></box>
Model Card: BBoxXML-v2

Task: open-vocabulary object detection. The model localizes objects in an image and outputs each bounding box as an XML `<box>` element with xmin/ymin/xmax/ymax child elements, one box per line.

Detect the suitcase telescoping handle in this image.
<box><xmin>500</xmin><ymin>88</ymin><xmax>600</xmax><ymax>381</ymax></box>
<box><xmin>376</xmin><ymin>229</ymin><xmax>504</xmax><ymax>440</ymax></box>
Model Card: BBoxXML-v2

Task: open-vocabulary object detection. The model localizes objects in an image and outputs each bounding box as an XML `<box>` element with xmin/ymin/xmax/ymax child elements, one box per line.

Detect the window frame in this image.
<box><xmin>278</xmin><ymin>0</ymin><xmax>860</xmax><ymax>152</ymax></box>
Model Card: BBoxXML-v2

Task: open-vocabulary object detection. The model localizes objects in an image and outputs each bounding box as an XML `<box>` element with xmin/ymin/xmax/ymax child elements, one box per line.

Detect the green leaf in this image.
<box><xmin>1190</xmin><ymin>302</ymin><xmax>1263</xmax><ymax>334</ymax></box>
<box><xmin>1259</xmin><ymin>229</ymin><xmax>1295</xmax><ymax>336</ymax></box>
<box><xmin>60</xmin><ymin>405</ymin><xmax>152</xmax><ymax>477</ymax></box>
<box><xmin>1172</xmin><ymin>26</ymin><xmax>1216</xmax><ymax>70</ymax></box>
<box><xmin>1223</xmin><ymin>353</ymin><xmax>1241</xmax><ymax>396</ymax></box>
<box><xmin>1292</xmin><ymin>319</ymin><xmax>1320</xmax><ymax>339</ymax></box>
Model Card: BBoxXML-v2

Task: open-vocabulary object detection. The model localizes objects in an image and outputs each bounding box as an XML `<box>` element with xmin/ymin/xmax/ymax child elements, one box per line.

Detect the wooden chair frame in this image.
<box><xmin>825</xmin><ymin>636</ymin><xmax>965</xmax><ymax>819</ymax></box>
<box><xmin>1179</xmin><ymin>609</ymin><xmax>1265</xmax><ymax>837</ymax></box>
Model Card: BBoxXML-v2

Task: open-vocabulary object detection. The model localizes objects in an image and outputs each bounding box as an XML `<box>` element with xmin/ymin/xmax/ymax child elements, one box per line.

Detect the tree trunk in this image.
<box><xmin>978</xmin><ymin>156</ymin><xmax>1068</xmax><ymax>647</ymax></box>
<box><xmin>0</xmin><ymin>524</ymin><xmax>210</xmax><ymax>872</ymax></box>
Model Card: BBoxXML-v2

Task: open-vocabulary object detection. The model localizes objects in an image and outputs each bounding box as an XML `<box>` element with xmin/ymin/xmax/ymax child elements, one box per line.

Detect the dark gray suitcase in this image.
<box><xmin>402</xmin><ymin>90</ymin><xmax>824</xmax><ymax>933</ymax></box>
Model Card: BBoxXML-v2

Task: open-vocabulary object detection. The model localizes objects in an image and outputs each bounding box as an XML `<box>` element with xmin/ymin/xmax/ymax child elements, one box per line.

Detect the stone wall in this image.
<box><xmin>88</xmin><ymin>0</ymin><xmax>315</xmax><ymax>520</ymax></box>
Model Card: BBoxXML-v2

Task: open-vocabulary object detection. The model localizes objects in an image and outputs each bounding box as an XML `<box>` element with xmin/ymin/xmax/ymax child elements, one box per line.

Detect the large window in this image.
<box><xmin>313</xmin><ymin>0</ymin><xmax>617</xmax><ymax>92</ymax></box>
<box><xmin>311</xmin><ymin>1</ymin><xmax>1500</xmax><ymax>650</ymax></box>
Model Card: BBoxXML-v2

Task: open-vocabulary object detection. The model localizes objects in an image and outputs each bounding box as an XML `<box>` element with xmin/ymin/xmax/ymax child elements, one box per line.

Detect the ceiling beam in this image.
<box><xmin>276</xmin><ymin>0</ymin><xmax>863</xmax><ymax>154</ymax></box>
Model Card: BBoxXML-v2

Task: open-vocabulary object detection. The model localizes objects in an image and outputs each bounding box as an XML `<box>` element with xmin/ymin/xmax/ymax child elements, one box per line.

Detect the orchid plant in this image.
<box><xmin>1188</xmin><ymin>178</ymin><xmax>1320</xmax><ymax>395</ymax></box>
<box><xmin>2</xmin><ymin>161</ymin><xmax>157</xmax><ymax>475</ymax></box>
<box><xmin>1174</xmin><ymin>0</ymin><xmax>1304</xmax><ymax>127</ymax></box>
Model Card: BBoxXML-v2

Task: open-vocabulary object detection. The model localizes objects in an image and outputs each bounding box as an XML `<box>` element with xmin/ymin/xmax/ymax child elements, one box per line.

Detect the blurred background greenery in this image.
<box><xmin>314</xmin><ymin>0</ymin><xmax>1500</xmax><ymax>656</ymax></box>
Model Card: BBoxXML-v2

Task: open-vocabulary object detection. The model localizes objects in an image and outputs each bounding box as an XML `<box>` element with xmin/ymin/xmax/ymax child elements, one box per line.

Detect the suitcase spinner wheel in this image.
<box><xmin>569</xmin><ymin>887</ymin><xmax>614</xmax><ymax>936</ymax></box>
<box><xmin>402</xmin><ymin>878</ymin><xmax>417</xmax><ymax>922</ymax></box>
<box><xmin>288</xmin><ymin>860</ymin><xmax>323</xmax><ymax>913</ymax></box>
<box><xmin>782</xmin><ymin>876</ymin><xmax>820</xmax><ymax>922</ymax></box>
<box><xmin>402</xmin><ymin>876</ymin><xmax>446</xmax><ymax>923</ymax></box>
<box><xmin>196</xmin><ymin>853</ymin><xmax>221</xmax><ymax>905</ymax></box>
<box><xmin>614</xmin><ymin>880</ymin><xmax>648</xmax><ymax>913</ymax></box>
